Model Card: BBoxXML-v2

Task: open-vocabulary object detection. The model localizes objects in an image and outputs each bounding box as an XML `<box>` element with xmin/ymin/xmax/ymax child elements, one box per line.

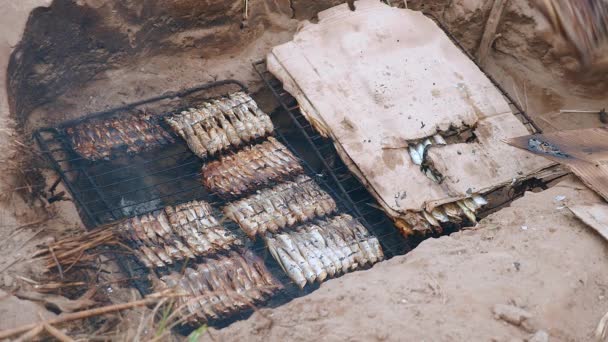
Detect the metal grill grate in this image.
<box><xmin>34</xmin><ymin>80</ymin><xmax>249</xmax><ymax>228</ymax></box>
<box><xmin>35</xmin><ymin>77</ymin><xmax>408</xmax><ymax>249</ymax></box>
<box><xmin>35</xmin><ymin>78</ymin><xmax>411</xmax><ymax>325</ymax></box>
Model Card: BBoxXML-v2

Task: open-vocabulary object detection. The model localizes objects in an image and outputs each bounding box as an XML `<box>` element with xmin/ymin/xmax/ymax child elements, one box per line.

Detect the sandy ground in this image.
<box><xmin>207</xmin><ymin>177</ymin><xmax>608</xmax><ymax>341</ymax></box>
<box><xmin>0</xmin><ymin>0</ymin><xmax>606</xmax><ymax>340</ymax></box>
<box><xmin>0</xmin><ymin>0</ymin><xmax>63</xmax><ymax>331</ymax></box>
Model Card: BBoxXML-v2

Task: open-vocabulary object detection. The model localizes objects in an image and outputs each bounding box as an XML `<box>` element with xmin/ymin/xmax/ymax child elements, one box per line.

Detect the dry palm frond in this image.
<box><xmin>32</xmin><ymin>225</ymin><xmax>120</xmax><ymax>274</ymax></box>
<box><xmin>534</xmin><ymin>0</ymin><xmax>608</xmax><ymax>65</ymax></box>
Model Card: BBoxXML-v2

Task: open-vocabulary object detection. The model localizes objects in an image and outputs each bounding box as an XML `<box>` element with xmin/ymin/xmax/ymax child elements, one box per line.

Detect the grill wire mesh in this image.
<box><xmin>35</xmin><ymin>79</ymin><xmax>410</xmax><ymax>327</ymax></box>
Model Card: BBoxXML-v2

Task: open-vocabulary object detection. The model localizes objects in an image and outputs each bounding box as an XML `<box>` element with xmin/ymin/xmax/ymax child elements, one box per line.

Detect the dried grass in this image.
<box><xmin>31</xmin><ymin>225</ymin><xmax>120</xmax><ymax>274</ymax></box>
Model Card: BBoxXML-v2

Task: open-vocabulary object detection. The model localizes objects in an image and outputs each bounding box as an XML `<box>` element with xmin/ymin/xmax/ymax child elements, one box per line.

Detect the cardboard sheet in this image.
<box><xmin>268</xmin><ymin>0</ymin><xmax>553</xmax><ymax>217</ymax></box>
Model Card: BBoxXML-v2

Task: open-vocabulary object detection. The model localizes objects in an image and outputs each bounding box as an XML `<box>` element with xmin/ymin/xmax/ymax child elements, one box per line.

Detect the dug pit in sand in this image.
<box><xmin>267</xmin><ymin>0</ymin><xmax>555</xmax><ymax>235</ymax></box>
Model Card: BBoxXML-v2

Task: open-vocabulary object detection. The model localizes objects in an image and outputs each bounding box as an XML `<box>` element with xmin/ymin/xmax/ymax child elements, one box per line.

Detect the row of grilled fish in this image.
<box><xmin>395</xmin><ymin>194</ymin><xmax>488</xmax><ymax>236</ymax></box>
<box><xmin>115</xmin><ymin>200</ymin><xmax>242</xmax><ymax>268</ymax></box>
<box><xmin>66</xmin><ymin>114</ymin><xmax>174</xmax><ymax>161</ymax></box>
<box><xmin>265</xmin><ymin>214</ymin><xmax>384</xmax><ymax>288</ymax></box>
<box><xmin>223</xmin><ymin>175</ymin><xmax>337</xmax><ymax>238</ymax></box>
<box><xmin>155</xmin><ymin>250</ymin><xmax>282</xmax><ymax>324</ymax></box>
<box><xmin>202</xmin><ymin>137</ymin><xmax>304</xmax><ymax>198</ymax></box>
<box><xmin>166</xmin><ymin>92</ymin><xmax>274</xmax><ymax>159</ymax></box>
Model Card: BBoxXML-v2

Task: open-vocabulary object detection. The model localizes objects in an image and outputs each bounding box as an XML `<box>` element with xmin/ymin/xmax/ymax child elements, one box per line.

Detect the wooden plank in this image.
<box><xmin>507</xmin><ymin>127</ymin><xmax>608</xmax><ymax>201</ymax></box>
<box><xmin>569</xmin><ymin>204</ymin><xmax>608</xmax><ymax>241</ymax></box>
<box><xmin>477</xmin><ymin>0</ymin><xmax>509</xmax><ymax>65</ymax></box>
<box><xmin>569</xmin><ymin>163</ymin><xmax>608</xmax><ymax>203</ymax></box>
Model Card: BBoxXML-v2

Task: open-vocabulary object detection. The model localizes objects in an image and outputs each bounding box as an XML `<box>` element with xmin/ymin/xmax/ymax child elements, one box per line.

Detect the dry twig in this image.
<box><xmin>49</xmin><ymin>246</ymin><xmax>65</xmax><ymax>279</ymax></box>
<box><xmin>0</xmin><ymin>296</ymin><xmax>164</xmax><ymax>340</ymax></box>
<box><xmin>477</xmin><ymin>0</ymin><xmax>509</xmax><ymax>65</ymax></box>
<box><xmin>43</xmin><ymin>323</ymin><xmax>75</xmax><ymax>342</ymax></box>
<box><xmin>13</xmin><ymin>324</ymin><xmax>44</xmax><ymax>342</ymax></box>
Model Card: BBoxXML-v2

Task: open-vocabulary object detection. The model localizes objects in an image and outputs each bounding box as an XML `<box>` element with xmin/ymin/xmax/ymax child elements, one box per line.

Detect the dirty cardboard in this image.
<box><xmin>267</xmin><ymin>0</ymin><xmax>553</xmax><ymax>219</ymax></box>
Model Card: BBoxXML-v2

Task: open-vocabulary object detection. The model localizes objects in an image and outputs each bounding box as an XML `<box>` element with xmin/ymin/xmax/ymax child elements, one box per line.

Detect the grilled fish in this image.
<box><xmin>204</xmin><ymin>102</ymin><xmax>242</xmax><ymax>147</ymax></box>
<box><xmin>306</xmin><ymin>225</ymin><xmax>341</xmax><ymax>275</ymax></box>
<box><xmin>431</xmin><ymin>207</ymin><xmax>450</xmax><ymax>223</ymax></box>
<box><xmin>267</xmin><ymin>237</ymin><xmax>307</xmax><ymax>289</ymax></box>
<box><xmin>230</xmin><ymin>97</ymin><xmax>266</xmax><ymax>139</ymax></box>
<box><xmin>66</xmin><ymin>113</ymin><xmax>174</xmax><ymax>161</ymax></box>
<box><xmin>202</xmin><ymin>137</ymin><xmax>303</xmax><ymax>197</ymax></box>
<box><xmin>115</xmin><ymin>200</ymin><xmax>241</xmax><ymax>269</ymax></box>
<box><xmin>292</xmin><ymin>233</ymin><xmax>328</xmax><ymax>282</ymax></box>
<box><xmin>156</xmin><ymin>251</ymin><xmax>280</xmax><ymax>323</ymax></box>
<box><xmin>165</xmin><ymin>93</ymin><xmax>273</xmax><ymax>158</ymax></box>
<box><xmin>223</xmin><ymin>175</ymin><xmax>337</xmax><ymax>238</ymax></box>
<box><xmin>433</xmin><ymin>134</ymin><xmax>447</xmax><ymax>145</ymax></box>
<box><xmin>231</xmin><ymin>92</ymin><xmax>274</xmax><ymax>135</ymax></box>
<box><xmin>264</xmin><ymin>214</ymin><xmax>384</xmax><ymax>288</ymax></box>
<box><xmin>213</xmin><ymin>100</ymin><xmax>251</xmax><ymax>143</ymax></box>
<box><xmin>456</xmin><ymin>200</ymin><xmax>477</xmax><ymax>223</ymax></box>
<box><xmin>397</xmin><ymin>194</ymin><xmax>488</xmax><ymax>237</ymax></box>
